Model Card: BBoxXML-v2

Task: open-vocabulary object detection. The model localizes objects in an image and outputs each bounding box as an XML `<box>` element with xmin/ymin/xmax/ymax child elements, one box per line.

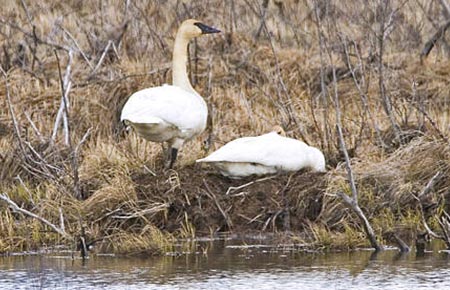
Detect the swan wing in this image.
<box><xmin>198</xmin><ymin>133</ymin><xmax>312</xmax><ymax>170</ymax></box>
<box><xmin>120</xmin><ymin>85</ymin><xmax>207</xmax><ymax>133</ymax></box>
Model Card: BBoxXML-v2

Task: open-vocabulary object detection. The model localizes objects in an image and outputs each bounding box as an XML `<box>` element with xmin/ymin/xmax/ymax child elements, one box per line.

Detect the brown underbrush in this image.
<box><xmin>0</xmin><ymin>0</ymin><xmax>449</xmax><ymax>254</ymax></box>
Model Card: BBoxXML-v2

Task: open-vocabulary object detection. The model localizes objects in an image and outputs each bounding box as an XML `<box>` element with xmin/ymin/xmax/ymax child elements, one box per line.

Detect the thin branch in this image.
<box><xmin>24</xmin><ymin>112</ymin><xmax>45</xmax><ymax>143</ymax></box>
<box><xmin>340</xmin><ymin>35</ymin><xmax>385</xmax><ymax>148</ymax></box>
<box><xmin>112</xmin><ymin>203</ymin><xmax>170</xmax><ymax>219</ymax></box>
<box><xmin>59</xmin><ymin>25</ymin><xmax>94</xmax><ymax>69</ymax></box>
<box><xmin>0</xmin><ymin>17</ymin><xmax>71</xmax><ymax>52</ymax></box>
<box><xmin>90</xmin><ymin>40</ymin><xmax>112</xmax><ymax>76</ymax></box>
<box><xmin>255</xmin><ymin>0</ymin><xmax>269</xmax><ymax>39</ymax></box>
<box><xmin>256</xmin><ymin>0</ymin><xmax>309</xmax><ymax>141</ymax></box>
<box><xmin>412</xmin><ymin>171</ymin><xmax>444</xmax><ymax>239</ymax></box>
<box><xmin>74</xmin><ymin>127</ymin><xmax>92</xmax><ymax>156</ymax></box>
<box><xmin>438</xmin><ymin>0</ymin><xmax>450</xmax><ymax>18</ymax></box>
<box><xmin>59</xmin><ymin>207</ymin><xmax>65</xmax><ymax>233</ymax></box>
<box><xmin>417</xmin><ymin>171</ymin><xmax>442</xmax><ymax>200</ymax></box>
<box><xmin>52</xmin><ymin>50</ymin><xmax>74</xmax><ymax>145</ymax></box>
<box><xmin>330</xmin><ymin>52</ymin><xmax>382</xmax><ymax>250</ymax></box>
<box><xmin>377</xmin><ymin>0</ymin><xmax>401</xmax><ymax>145</ymax></box>
<box><xmin>390</xmin><ymin>232</ymin><xmax>410</xmax><ymax>253</ymax></box>
<box><xmin>437</xmin><ymin>214</ymin><xmax>450</xmax><ymax>249</ymax></box>
<box><xmin>203</xmin><ymin>179</ymin><xmax>233</xmax><ymax>230</ymax></box>
<box><xmin>225</xmin><ymin>176</ymin><xmax>276</xmax><ymax>195</ymax></box>
<box><xmin>0</xmin><ymin>192</ymin><xmax>71</xmax><ymax>239</ymax></box>
<box><xmin>420</xmin><ymin>19</ymin><xmax>450</xmax><ymax>60</ymax></box>
<box><xmin>54</xmin><ymin>50</ymin><xmax>81</xmax><ymax>199</ymax></box>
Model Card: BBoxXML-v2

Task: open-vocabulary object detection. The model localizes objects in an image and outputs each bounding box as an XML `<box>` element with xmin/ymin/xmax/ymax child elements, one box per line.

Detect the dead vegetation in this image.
<box><xmin>0</xmin><ymin>0</ymin><xmax>450</xmax><ymax>255</ymax></box>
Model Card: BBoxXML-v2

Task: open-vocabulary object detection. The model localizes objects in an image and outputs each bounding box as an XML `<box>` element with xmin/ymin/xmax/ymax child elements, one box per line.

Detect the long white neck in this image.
<box><xmin>172</xmin><ymin>32</ymin><xmax>196</xmax><ymax>94</ymax></box>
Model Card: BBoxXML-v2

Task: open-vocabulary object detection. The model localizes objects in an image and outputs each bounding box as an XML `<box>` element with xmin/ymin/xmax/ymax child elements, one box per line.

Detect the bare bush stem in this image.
<box><xmin>439</xmin><ymin>0</ymin><xmax>450</xmax><ymax>17</ymax></box>
<box><xmin>1</xmin><ymin>66</ymin><xmax>26</xmax><ymax>156</ymax></box>
<box><xmin>420</xmin><ymin>19</ymin><xmax>450</xmax><ymax>60</ymax></box>
<box><xmin>203</xmin><ymin>179</ymin><xmax>233</xmax><ymax>230</ymax></box>
<box><xmin>91</xmin><ymin>40</ymin><xmax>112</xmax><ymax>76</ymax></box>
<box><xmin>377</xmin><ymin>0</ymin><xmax>401</xmax><ymax>144</ymax></box>
<box><xmin>0</xmin><ymin>192</ymin><xmax>71</xmax><ymax>239</ymax></box>
<box><xmin>54</xmin><ymin>50</ymin><xmax>81</xmax><ymax>199</ymax></box>
<box><xmin>256</xmin><ymin>2</ymin><xmax>308</xmax><ymax>141</ymax></box>
<box><xmin>413</xmin><ymin>171</ymin><xmax>450</xmax><ymax>242</ymax></box>
<box><xmin>390</xmin><ymin>231</ymin><xmax>410</xmax><ymax>252</ymax></box>
<box><xmin>340</xmin><ymin>36</ymin><xmax>385</xmax><ymax>148</ymax></box>
<box><xmin>255</xmin><ymin>0</ymin><xmax>269</xmax><ymax>40</ymax></box>
<box><xmin>313</xmin><ymin>0</ymin><xmax>331</xmax><ymax>152</ymax></box>
<box><xmin>52</xmin><ymin>50</ymin><xmax>74</xmax><ymax>145</ymax></box>
<box><xmin>60</xmin><ymin>25</ymin><xmax>94</xmax><ymax>69</ymax></box>
<box><xmin>225</xmin><ymin>176</ymin><xmax>275</xmax><ymax>195</ymax></box>
<box><xmin>437</xmin><ymin>213</ymin><xmax>450</xmax><ymax>249</ymax></box>
<box><xmin>330</xmin><ymin>58</ymin><xmax>382</xmax><ymax>251</ymax></box>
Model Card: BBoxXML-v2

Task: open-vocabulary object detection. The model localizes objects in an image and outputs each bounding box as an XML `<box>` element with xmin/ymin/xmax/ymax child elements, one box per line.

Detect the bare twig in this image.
<box><xmin>112</xmin><ymin>203</ymin><xmax>170</xmax><ymax>219</ymax></box>
<box><xmin>420</xmin><ymin>19</ymin><xmax>450</xmax><ymax>61</ymax></box>
<box><xmin>225</xmin><ymin>176</ymin><xmax>276</xmax><ymax>195</ymax></box>
<box><xmin>417</xmin><ymin>171</ymin><xmax>442</xmax><ymax>200</ymax></box>
<box><xmin>438</xmin><ymin>0</ymin><xmax>450</xmax><ymax>18</ymax></box>
<box><xmin>24</xmin><ymin>112</ymin><xmax>45</xmax><ymax>143</ymax></box>
<box><xmin>409</xmin><ymin>100</ymin><xmax>449</xmax><ymax>144</ymax></box>
<box><xmin>340</xmin><ymin>36</ymin><xmax>385</xmax><ymax>148</ymax></box>
<box><xmin>423</xmin><ymin>221</ymin><xmax>442</xmax><ymax>239</ymax></box>
<box><xmin>255</xmin><ymin>0</ymin><xmax>309</xmax><ymax>141</ymax></box>
<box><xmin>313</xmin><ymin>0</ymin><xmax>331</xmax><ymax>153</ymax></box>
<box><xmin>0</xmin><ymin>17</ymin><xmax>71</xmax><ymax>52</ymax></box>
<box><xmin>59</xmin><ymin>207</ymin><xmax>65</xmax><ymax>233</ymax></box>
<box><xmin>15</xmin><ymin>175</ymin><xmax>35</xmax><ymax>206</ymax></box>
<box><xmin>437</xmin><ymin>214</ymin><xmax>450</xmax><ymax>249</ymax></box>
<box><xmin>0</xmin><ymin>192</ymin><xmax>71</xmax><ymax>239</ymax></box>
<box><xmin>377</xmin><ymin>0</ymin><xmax>401</xmax><ymax>145</ymax></box>
<box><xmin>52</xmin><ymin>50</ymin><xmax>74</xmax><ymax>145</ymax></box>
<box><xmin>255</xmin><ymin>0</ymin><xmax>269</xmax><ymax>39</ymax></box>
<box><xmin>330</xmin><ymin>53</ymin><xmax>382</xmax><ymax>250</ymax></box>
<box><xmin>391</xmin><ymin>232</ymin><xmax>410</xmax><ymax>253</ymax></box>
<box><xmin>90</xmin><ymin>40</ymin><xmax>112</xmax><ymax>76</ymax></box>
<box><xmin>1</xmin><ymin>66</ymin><xmax>26</xmax><ymax>156</ymax></box>
<box><xmin>74</xmin><ymin>127</ymin><xmax>92</xmax><ymax>156</ymax></box>
<box><xmin>59</xmin><ymin>25</ymin><xmax>94</xmax><ymax>69</ymax></box>
<box><xmin>412</xmin><ymin>171</ymin><xmax>444</xmax><ymax>240</ymax></box>
<box><xmin>203</xmin><ymin>179</ymin><xmax>233</xmax><ymax>230</ymax></box>
<box><xmin>54</xmin><ymin>49</ymin><xmax>81</xmax><ymax>199</ymax></box>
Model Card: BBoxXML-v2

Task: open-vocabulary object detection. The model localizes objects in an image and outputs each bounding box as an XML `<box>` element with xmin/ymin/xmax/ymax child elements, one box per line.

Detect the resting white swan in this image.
<box><xmin>120</xmin><ymin>19</ymin><xmax>220</xmax><ymax>168</ymax></box>
<box><xmin>196</xmin><ymin>127</ymin><xmax>326</xmax><ymax>178</ymax></box>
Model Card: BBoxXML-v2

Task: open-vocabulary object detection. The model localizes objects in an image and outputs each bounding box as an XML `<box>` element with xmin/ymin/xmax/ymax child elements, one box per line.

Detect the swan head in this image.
<box><xmin>179</xmin><ymin>19</ymin><xmax>221</xmax><ymax>39</ymax></box>
<box><xmin>308</xmin><ymin>146</ymin><xmax>326</xmax><ymax>172</ymax></box>
<box><xmin>271</xmin><ymin>125</ymin><xmax>286</xmax><ymax>136</ymax></box>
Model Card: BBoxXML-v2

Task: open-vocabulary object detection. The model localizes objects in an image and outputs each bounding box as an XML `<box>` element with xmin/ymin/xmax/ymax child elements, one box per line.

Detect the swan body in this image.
<box><xmin>121</xmin><ymin>85</ymin><xmax>207</xmax><ymax>147</ymax></box>
<box><xmin>196</xmin><ymin>131</ymin><xmax>326</xmax><ymax>178</ymax></box>
<box><xmin>120</xmin><ymin>19</ymin><xmax>220</xmax><ymax>168</ymax></box>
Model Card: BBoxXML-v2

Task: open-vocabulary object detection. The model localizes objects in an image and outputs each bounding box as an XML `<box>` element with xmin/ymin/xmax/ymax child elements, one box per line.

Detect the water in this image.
<box><xmin>1</xmin><ymin>241</ymin><xmax>450</xmax><ymax>289</ymax></box>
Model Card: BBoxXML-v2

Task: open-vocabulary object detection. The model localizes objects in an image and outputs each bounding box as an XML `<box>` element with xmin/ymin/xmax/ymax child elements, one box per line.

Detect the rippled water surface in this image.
<box><xmin>1</xmin><ymin>241</ymin><xmax>450</xmax><ymax>289</ymax></box>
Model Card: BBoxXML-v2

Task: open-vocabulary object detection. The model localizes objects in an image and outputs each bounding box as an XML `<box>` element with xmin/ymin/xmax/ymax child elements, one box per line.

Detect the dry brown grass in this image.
<box><xmin>0</xmin><ymin>0</ymin><xmax>449</xmax><ymax>254</ymax></box>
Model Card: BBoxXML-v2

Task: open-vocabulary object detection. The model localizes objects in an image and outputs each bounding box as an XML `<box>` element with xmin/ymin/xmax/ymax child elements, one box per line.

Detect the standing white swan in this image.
<box><xmin>196</xmin><ymin>127</ymin><xmax>326</xmax><ymax>178</ymax></box>
<box><xmin>121</xmin><ymin>19</ymin><xmax>220</xmax><ymax>168</ymax></box>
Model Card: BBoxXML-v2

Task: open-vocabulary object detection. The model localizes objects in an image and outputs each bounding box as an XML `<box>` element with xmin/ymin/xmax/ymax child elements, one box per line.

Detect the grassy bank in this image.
<box><xmin>0</xmin><ymin>0</ymin><xmax>449</xmax><ymax>255</ymax></box>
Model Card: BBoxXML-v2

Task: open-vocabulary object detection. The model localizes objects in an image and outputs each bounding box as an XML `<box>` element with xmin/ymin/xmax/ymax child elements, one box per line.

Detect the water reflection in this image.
<box><xmin>0</xmin><ymin>241</ymin><xmax>449</xmax><ymax>289</ymax></box>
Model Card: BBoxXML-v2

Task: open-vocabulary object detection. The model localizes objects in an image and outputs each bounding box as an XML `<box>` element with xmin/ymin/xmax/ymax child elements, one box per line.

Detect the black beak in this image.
<box><xmin>194</xmin><ymin>22</ymin><xmax>221</xmax><ymax>34</ymax></box>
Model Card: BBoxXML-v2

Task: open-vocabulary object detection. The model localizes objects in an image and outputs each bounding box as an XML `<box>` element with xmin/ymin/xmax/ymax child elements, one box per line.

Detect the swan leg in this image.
<box><xmin>164</xmin><ymin>147</ymin><xmax>178</xmax><ymax>169</ymax></box>
<box><xmin>165</xmin><ymin>138</ymin><xmax>183</xmax><ymax>169</ymax></box>
<box><xmin>168</xmin><ymin>148</ymin><xmax>178</xmax><ymax>169</ymax></box>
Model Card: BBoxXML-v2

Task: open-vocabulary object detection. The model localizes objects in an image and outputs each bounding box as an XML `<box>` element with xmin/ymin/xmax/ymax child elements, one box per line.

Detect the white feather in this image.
<box><xmin>121</xmin><ymin>84</ymin><xmax>208</xmax><ymax>142</ymax></box>
<box><xmin>197</xmin><ymin>132</ymin><xmax>326</xmax><ymax>178</ymax></box>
